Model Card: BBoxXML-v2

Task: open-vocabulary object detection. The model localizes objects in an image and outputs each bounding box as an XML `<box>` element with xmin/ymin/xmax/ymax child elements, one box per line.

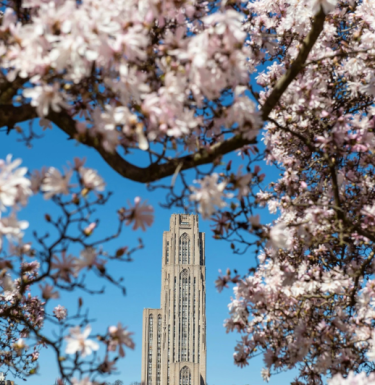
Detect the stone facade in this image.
<box><xmin>141</xmin><ymin>214</ymin><xmax>206</xmax><ymax>385</ymax></box>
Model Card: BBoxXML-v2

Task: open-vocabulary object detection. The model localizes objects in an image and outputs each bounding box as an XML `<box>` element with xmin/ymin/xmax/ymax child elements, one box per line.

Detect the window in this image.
<box><xmin>180</xmin><ymin>270</ymin><xmax>190</xmax><ymax>361</ymax></box>
<box><xmin>166</xmin><ymin>241</ymin><xmax>170</xmax><ymax>264</ymax></box>
<box><xmin>156</xmin><ymin>315</ymin><xmax>162</xmax><ymax>385</ymax></box>
<box><xmin>179</xmin><ymin>233</ymin><xmax>190</xmax><ymax>264</ymax></box>
<box><xmin>179</xmin><ymin>366</ymin><xmax>191</xmax><ymax>385</ymax></box>
<box><xmin>147</xmin><ymin>315</ymin><xmax>153</xmax><ymax>385</ymax></box>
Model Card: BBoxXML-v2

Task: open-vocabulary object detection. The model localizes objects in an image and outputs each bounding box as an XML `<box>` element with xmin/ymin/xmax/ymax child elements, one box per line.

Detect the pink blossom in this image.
<box><xmin>75</xmin><ymin>247</ymin><xmax>104</xmax><ymax>272</ymax></box>
<box><xmin>108</xmin><ymin>322</ymin><xmax>135</xmax><ymax>357</ymax></box>
<box><xmin>53</xmin><ymin>305</ymin><xmax>67</xmax><ymax>321</ymax></box>
<box><xmin>122</xmin><ymin>197</ymin><xmax>154</xmax><ymax>231</ymax></box>
<box><xmin>39</xmin><ymin>283</ymin><xmax>59</xmax><ymax>300</ymax></box>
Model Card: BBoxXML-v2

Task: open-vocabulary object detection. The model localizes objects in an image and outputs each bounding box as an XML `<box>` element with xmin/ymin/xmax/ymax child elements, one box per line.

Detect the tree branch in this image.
<box><xmin>0</xmin><ymin>9</ymin><xmax>326</xmax><ymax>183</ymax></box>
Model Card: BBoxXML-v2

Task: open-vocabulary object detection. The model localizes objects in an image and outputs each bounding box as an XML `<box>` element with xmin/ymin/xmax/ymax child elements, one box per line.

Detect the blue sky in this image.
<box><xmin>0</xmin><ymin>125</ymin><xmax>297</xmax><ymax>385</ymax></box>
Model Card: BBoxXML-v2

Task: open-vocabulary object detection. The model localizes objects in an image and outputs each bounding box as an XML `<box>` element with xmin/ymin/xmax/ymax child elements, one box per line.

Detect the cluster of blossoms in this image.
<box><xmin>1</xmin><ymin>0</ymin><xmax>375</xmax><ymax>383</ymax></box>
<box><xmin>0</xmin><ymin>155</ymin><xmax>149</xmax><ymax>381</ymax></box>
<box><xmin>0</xmin><ymin>0</ymin><xmax>263</xmax><ymax>152</ymax></box>
<box><xmin>215</xmin><ymin>0</ymin><xmax>375</xmax><ymax>384</ymax></box>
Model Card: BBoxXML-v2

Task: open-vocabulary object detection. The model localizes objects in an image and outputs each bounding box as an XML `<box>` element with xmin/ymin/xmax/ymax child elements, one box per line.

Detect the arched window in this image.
<box><xmin>179</xmin><ymin>366</ymin><xmax>191</xmax><ymax>385</ymax></box>
<box><xmin>179</xmin><ymin>233</ymin><xmax>190</xmax><ymax>264</ymax></box>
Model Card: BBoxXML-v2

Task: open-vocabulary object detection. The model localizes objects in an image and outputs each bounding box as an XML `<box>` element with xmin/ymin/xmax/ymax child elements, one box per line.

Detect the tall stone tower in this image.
<box><xmin>141</xmin><ymin>214</ymin><xmax>206</xmax><ymax>385</ymax></box>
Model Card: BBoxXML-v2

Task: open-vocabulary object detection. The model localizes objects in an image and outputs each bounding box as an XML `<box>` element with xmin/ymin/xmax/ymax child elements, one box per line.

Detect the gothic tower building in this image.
<box><xmin>141</xmin><ymin>214</ymin><xmax>207</xmax><ymax>385</ymax></box>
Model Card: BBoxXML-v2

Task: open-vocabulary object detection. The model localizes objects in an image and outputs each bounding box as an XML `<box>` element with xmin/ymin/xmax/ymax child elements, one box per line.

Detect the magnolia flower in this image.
<box><xmin>65</xmin><ymin>325</ymin><xmax>99</xmax><ymax>357</ymax></box>
<box><xmin>261</xmin><ymin>368</ymin><xmax>271</xmax><ymax>382</ymax></box>
<box><xmin>51</xmin><ymin>252</ymin><xmax>77</xmax><ymax>282</ymax></box>
<box><xmin>13</xmin><ymin>338</ymin><xmax>27</xmax><ymax>353</ymax></box>
<box><xmin>30</xmin><ymin>168</ymin><xmax>47</xmax><ymax>194</ymax></box>
<box><xmin>75</xmin><ymin>247</ymin><xmax>104</xmax><ymax>272</ymax></box>
<box><xmin>328</xmin><ymin>372</ymin><xmax>375</xmax><ymax>385</ymax></box>
<box><xmin>268</xmin><ymin>222</ymin><xmax>293</xmax><ymax>254</ymax></box>
<box><xmin>311</xmin><ymin>0</ymin><xmax>338</xmax><ymax>15</ymax></box>
<box><xmin>190</xmin><ymin>174</ymin><xmax>232</xmax><ymax>219</ymax></box>
<box><xmin>122</xmin><ymin>197</ymin><xmax>154</xmax><ymax>231</ymax></box>
<box><xmin>0</xmin><ymin>213</ymin><xmax>29</xmax><ymax>250</ymax></box>
<box><xmin>98</xmin><ymin>356</ymin><xmax>117</xmax><ymax>373</ymax></box>
<box><xmin>234</xmin><ymin>167</ymin><xmax>252</xmax><ymax>199</ymax></box>
<box><xmin>39</xmin><ymin>283</ymin><xmax>59</xmax><ymax>300</ymax></box>
<box><xmin>0</xmin><ymin>155</ymin><xmax>31</xmax><ymax>210</ymax></box>
<box><xmin>108</xmin><ymin>322</ymin><xmax>135</xmax><ymax>357</ymax></box>
<box><xmin>41</xmin><ymin>167</ymin><xmax>72</xmax><ymax>199</ymax></box>
<box><xmin>79</xmin><ymin>167</ymin><xmax>105</xmax><ymax>191</ymax></box>
<box><xmin>53</xmin><ymin>305</ymin><xmax>67</xmax><ymax>321</ymax></box>
<box><xmin>23</xmin><ymin>83</ymin><xmax>69</xmax><ymax>117</ymax></box>
<box><xmin>0</xmin><ymin>274</ymin><xmax>14</xmax><ymax>292</ymax></box>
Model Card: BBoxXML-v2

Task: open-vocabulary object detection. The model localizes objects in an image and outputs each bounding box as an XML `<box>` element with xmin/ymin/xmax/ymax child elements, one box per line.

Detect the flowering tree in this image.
<box><xmin>0</xmin><ymin>0</ymin><xmax>375</xmax><ymax>384</ymax></box>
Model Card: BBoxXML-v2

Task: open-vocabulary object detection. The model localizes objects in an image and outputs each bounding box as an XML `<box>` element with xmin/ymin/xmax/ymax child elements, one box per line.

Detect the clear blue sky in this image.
<box><xmin>0</xmin><ymin>125</ymin><xmax>297</xmax><ymax>385</ymax></box>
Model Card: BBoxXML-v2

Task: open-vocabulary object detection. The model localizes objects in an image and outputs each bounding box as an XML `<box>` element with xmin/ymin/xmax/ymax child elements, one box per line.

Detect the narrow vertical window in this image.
<box><xmin>193</xmin><ymin>277</ymin><xmax>196</xmax><ymax>362</ymax></box>
<box><xmin>198</xmin><ymin>325</ymin><xmax>200</xmax><ymax>363</ymax></box>
<box><xmin>173</xmin><ymin>277</ymin><xmax>176</xmax><ymax>362</ymax></box>
<box><xmin>180</xmin><ymin>233</ymin><xmax>190</xmax><ymax>264</ymax></box>
<box><xmin>180</xmin><ymin>270</ymin><xmax>189</xmax><ymax>361</ymax></box>
<box><xmin>147</xmin><ymin>315</ymin><xmax>153</xmax><ymax>385</ymax></box>
<box><xmin>166</xmin><ymin>241</ymin><xmax>169</xmax><ymax>264</ymax></box>
<box><xmin>156</xmin><ymin>315</ymin><xmax>162</xmax><ymax>385</ymax></box>
<box><xmin>167</xmin><ymin>325</ymin><xmax>170</xmax><ymax>385</ymax></box>
<box><xmin>199</xmin><ymin>234</ymin><xmax>203</xmax><ymax>265</ymax></box>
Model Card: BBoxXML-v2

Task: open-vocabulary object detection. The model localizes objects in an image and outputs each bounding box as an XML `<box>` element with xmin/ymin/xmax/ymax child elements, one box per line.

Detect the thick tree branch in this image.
<box><xmin>0</xmin><ymin>9</ymin><xmax>326</xmax><ymax>183</ymax></box>
<box><xmin>260</xmin><ymin>8</ymin><xmax>326</xmax><ymax>119</ymax></box>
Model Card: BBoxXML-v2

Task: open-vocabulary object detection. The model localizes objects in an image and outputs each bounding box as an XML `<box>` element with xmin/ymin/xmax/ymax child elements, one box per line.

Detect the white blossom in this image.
<box><xmin>65</xmin><ymin>325</ymin><xmax>99</xmax><ymax>357</ymax></box>
<box><xmin>268</xmin><ymin>222</ymin><xmax>293</xmax><ymax>253</ymax></box>
<box><xmin>79</xmin><ymin>168</ymin><xmax>105</xmax><ymax>191</ymax></box>
<box><xmin>41</xmin><ymin>167</ymin><xmax>72</xmax><ymax>199</ymax></box>
<box><xmin>0</xmin><ymin>155</ymin><xmax>31</xmax><ymax>210</ymax></box>
<box><xmin>311</xmin><ymin>0</ymin><xmax>338</xmax><ymax>15</ymax></box>
<box><xmin>190</xmin><ymin>174</ymin><xmax>232</xmax><ymax>219</ymax></box>
<box><xmin>23</xmin><ymin>83</ymin><xmax>69</xmax><ymax>117</ymax></box>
